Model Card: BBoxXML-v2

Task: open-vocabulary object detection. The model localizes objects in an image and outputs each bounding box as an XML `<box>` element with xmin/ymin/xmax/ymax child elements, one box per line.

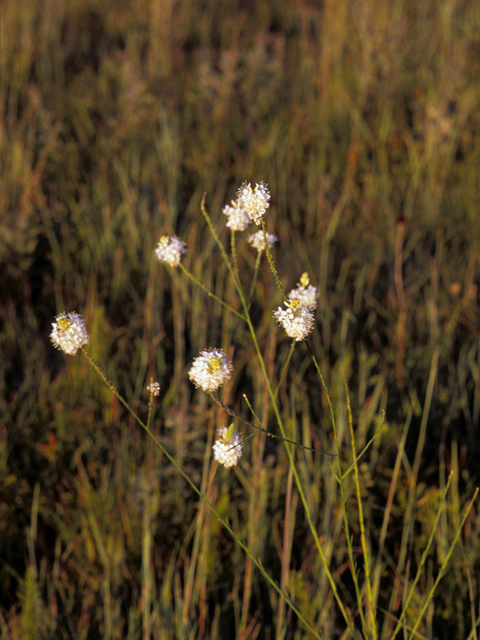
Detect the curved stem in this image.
<box><xmin>81</xmin><ymin>348</ymin><xmax>322</xmax><ymax>639</ymax></box>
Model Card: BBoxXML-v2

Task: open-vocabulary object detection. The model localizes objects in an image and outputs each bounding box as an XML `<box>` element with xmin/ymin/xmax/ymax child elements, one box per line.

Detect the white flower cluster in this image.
<box><xmin>222</xmin><ymin>200</ymin><xmax>251</xmax><ymax>231</ymax></box>
<box><xmin>248</xmin><ymin>230</ymin><xmax>278</xmax><ymax>252</ymax></box>
<box><xmin>287</xmin><ymin>283</ymin><xmax>318</xmax><ymax>310</ymax></box>
<box><xmin>274</xmin><ymin>301</ymin><xmax>314</xmax><ymax>341</ymax></box>
<box><xmin>236</xmin><ymin>181</ymin><xmax>271</xmax><ymax>224</ymax></box>
<box><xmin>147</xmin><ymin>382</ymin><xmax>161</xmax><ymax>396</ymax></box>
<box><xmin>154</xmin><ymin>235</ymin><xmax>186</xmax><ymax>267</ymax></box>
<box><xmin>50</xmin><ymin>182</ymin><xmax>323</xmax><ymax>471</ymax></box>
<box><xmin>213</xmin><ymin>427</ymin><xmax>243</xmax><ymax>468</ymax></box>
<box><xmin>50</xmin><ymin>312</ymin><xmax>90</xmax><ymax>355</ymax></box>
<box><xmin>188</xmin><ymin>348</ymin><xmax>233</xmax><ymax>393</ymax></box>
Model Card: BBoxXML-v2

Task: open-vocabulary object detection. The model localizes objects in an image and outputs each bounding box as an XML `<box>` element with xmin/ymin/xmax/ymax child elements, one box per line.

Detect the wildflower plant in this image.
<box><xmin>50</xmin><ymin>180</ymin><xmax>478</xmax><ymax>639</ymax></box>
<box><xmin>274</xmin><ymin>299</ymin><xmax>315</xmax><ymax>341</ymax></box>
<box><xmin>154</xmin><ymin>235</ymin><xmax>186</xmax><ymax>266</ymax></box>
<box><xmin>236</xmin><ymin>181</ymin><xmax>270</xmax><ymax>224</ymax></box>
<box><xmin>287</xmin><ymin>272</ymin><xmax>318</xmax><ymax>310</ymax></box>
<box><xmin>50</xmin><ymin>312</ymin><xmax>89</xmax><ymax>355</ymax></box>
<box><xmin>222</xmin><ymin>200</ymin><xmax>251</xmax><ymax>231</ymax></box>
<box><xmin>248</xmin><ymin>230</ymin><xmax>278</xmax><ymax>252</ymax></box>
<box><xmin>147</xmin><ymin>381</ymin><xmax>161</xmax><ymax>396</ymax></box>
<box><xmin>188</xmin><ymin>348</ymin><xmax>233</xmax><ymax>393</ymax></box>
<box><xmin>213</xmin><ymin>425</ymin><xmax>243</xmax><ymax>468</ymax></box>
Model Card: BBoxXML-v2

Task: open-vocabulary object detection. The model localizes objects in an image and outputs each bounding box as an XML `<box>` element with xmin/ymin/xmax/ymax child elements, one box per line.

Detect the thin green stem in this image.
<box><xmin>261</xmin><ymin>219</ymin><xmax>286</xmax><ymax>300</ymax></box>
<box><xmin>467</xmin><ymin>614</ymin><xmax>480</xmax><ymax>640</ymax></box>
<box><xmin>206</xmin><ymin>461</ymin><xmax>219</xmax><ymax>499</ymax></box>
<box><xmin>345</xmin><ymin>380</ymin><xmax>377</xmax><ymax>639</ymax></box>
<box><xmin>146</xmin><ymin>397</ymin><xmax>154</xmax><ymax>431</ymax></box>
<box><xmin>391</xmin><ymin>472</ymin><xmax>454</xmax><ymax>639</ymax></box>
<box><xmin>274</xmin><ymin>342</ymin><xmax>295</xmax><ymax>400</ymax></box>
<box><xmin>194</xmin><ymin>196</ymin><xmax>355</xmax><ymax>634</ymax></box>
<box><xmin>408</xmin><ymin>488</ymin><xmax>478</xmax><ymax>639</ymax></box>
<box><xmin>386</xmin><ymin>349</ymin><xmax>439</xmax><ymax>628</ymax></box>
<box><xmin>231</xmin><ymin>228</ymin><xmax>239</xmax><ymax>280</ymax></box>
<box><xmin>341</xmin><ymin>413</ymin><xmax>385</xmax><ymax>479</ymax></box>
<box><xmin>81</xmin><ymin>349</ymin><xmax>322</xmax><ymax>639</ymax></box>
<box><xmin>178</xmin><ymin>262</ymin><xmax>246</xmax><ymax>321</ymax></box>
<box><xmin>241</xmin><ymin>394</ymin><xmax>262</xmax><ymax>430</ymax></box>
<box><xmin>248</xmin><ymin>251</ymin><xmax>262</xmax><ymax>309</ymax></box>
<box><xmin>212</xmin><ymin>393</ymin><xmax>335</xmax><ymax>456</ymax></box>
<box><xmin>233</xmin><ymin>283</ymin><xmax>356</xmax><ymax>635</ymax></box>
<box><xmin>200</xmin><ymin>193</ymin><xmax>240</xmax><ymax>289</ymax></box>
<box><xmin>372</xmin><ymin>406</ymin><xmax>413</xmax><ymax>616</ymax></box>
<box><xmin>307</xmin><ymin>343</ymin><xmax>368</xmax><ymax>637</ymax></box>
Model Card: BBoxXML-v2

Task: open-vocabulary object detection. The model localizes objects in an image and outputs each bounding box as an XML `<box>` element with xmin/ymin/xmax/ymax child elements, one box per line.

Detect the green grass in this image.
<box><xmin>1</xmin><ymin>0</ymin><xmax>480</xmax><ymax>637</ymax></box>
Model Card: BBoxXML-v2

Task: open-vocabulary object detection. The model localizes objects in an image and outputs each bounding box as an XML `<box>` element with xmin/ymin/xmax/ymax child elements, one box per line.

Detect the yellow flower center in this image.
<box><xmin>288</xmin><ymin>299</ymin><xmax>300</xmax><ymax>312</ymax></box>
<box><xmin>208</xmin><ymin>356</ymin><xmax>222</xmax><ymax>373</ymax></box>
<box><xmin>57</xmin><ymin>317</ymin><xmax>71</xmax><ymax>331</ymax></box>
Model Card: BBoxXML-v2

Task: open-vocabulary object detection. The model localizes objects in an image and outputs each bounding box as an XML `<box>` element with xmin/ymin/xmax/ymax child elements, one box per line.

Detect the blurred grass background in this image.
<box><xmin>1</xmin><ymin>0</ymin><xmax>480</xmax><ymax>637</ymax></box>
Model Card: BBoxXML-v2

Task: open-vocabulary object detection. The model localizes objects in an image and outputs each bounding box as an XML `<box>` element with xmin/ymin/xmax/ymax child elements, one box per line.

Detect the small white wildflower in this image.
<box><xmin>274</xmin><ymin>300</ymin><xmax>314</xmax><ymax>341</ymax></box>
<box><xmin>288</xmin><ymin>285</ymin><xmax>317</xmax><ymax>310</ymax></box>
<box><xmin>50</xmin><ymin>312</ymin><xmax>89</xmax><ymax>355</ymax></box>
<box><xmin>222</xmin><ymin>200</ymin><xmax>251</xmax><ymax>231</ymax></box>
<box><xmin>188</xmin><ymin>348</ymin><xmax>233</xmax><ymax>393</ymax></box>
<box><xmin>288</xmin><ymin>273</ymin><xmax>318</xmax><ymax>310</ymax></box>
<box><xmin>147</xmin><ymin>382</ymin><xmax>161</xmax><ymax>396</ymax></box>
<box><xmin>236</xmin><ymin>181</ymin><xmax>271</xmax><ymax>224</ymax></box>
<box><xmin>248</xmin><ymin>230</ymin><xmax>278</xmax><ymax>252</ymax></box>
<box><xmin>213</xmin><ymin>426</ymin><xmax>243</xmax><ymax>468</ymax></box>
<box><xmin>154</xmin><ymin>235</ymin><xmax>186</xmax><ymax>267</ymax></box>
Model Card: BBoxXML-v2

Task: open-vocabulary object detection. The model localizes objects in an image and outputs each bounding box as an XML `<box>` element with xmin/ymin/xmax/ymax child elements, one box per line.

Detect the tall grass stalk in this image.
<box><xmin>405</xmin><ymin>487</ymin><xmax>478</xmax><ymax>640</ymax></box>
<box><xmin>345</xmin><ymin>381</ymin><xmax>376</xmax><ymax>638</ymax></box>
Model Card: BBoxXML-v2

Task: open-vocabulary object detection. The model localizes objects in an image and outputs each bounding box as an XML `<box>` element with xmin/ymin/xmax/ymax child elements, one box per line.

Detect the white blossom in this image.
<box><xmin>222</xmin><ymin>200</ymin><xmax>251</xmax><ymax>231</ymax></box>
<box><xmin>236</xmin><ymin>181</ymin><xmax>271</xmax><ymax>224</ymax></box>
<box><xmin>288</xmin><ymin>281</ymin><xmax>318</xmax><ymax>310</ymax></box>
<box><xmin>248</xmin><ymin>230</ymin><xmax>278</xmax><ymax>252</ymax></box>
<box><xmin>287</xmin><ymin>273</ymin><xmax>317</xmax><ymax>310</ymax></box>
<box><xmin>154</xmin><ymin>235</ymin><xmax>186</xmax><ymax>267</ymax></box>
<box><xmin>50</xmin><ymin>312</ymin><xmax>89</xmax><ymax>355</ymax></box>
<box><xmin>188</xmin><ymin>348</ymin><xmax>233</xmax><ymax>393</ymax></box>
<box><xmin>274</xmin><ymin>301</ymin><xmax>314</xmax><ymax>341</ymax></box>
<box><xmin>213</xmin><ymin>426</ymin><xmax>243</xmax><ymax>468</ymax></box>
<box><xmin>147</xmin><ymin>382</ymin><xmax>161</xmax><ymax>396</ymax></box>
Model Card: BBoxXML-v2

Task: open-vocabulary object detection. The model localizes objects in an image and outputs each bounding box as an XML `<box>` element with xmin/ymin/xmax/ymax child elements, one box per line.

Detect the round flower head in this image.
<box><xmin>236</xmin><ymin>181</ymin><xmax>271</xmax><ymax>224</ymax></box>
<box><xmin>50</xmin><ymin>312</ymin><xmax>89</xmax><ymax>355</ymax></box>
<box><xmin>213</xmin><ymin>426</ymin><xmax>243</xmax><ymax>468</ymax></box>
<box><xmin>155</xmin><ymin>235</ymin><xmax>186</xmax><ymax>267</ymax></box>
<box><xmin>274</xmin><ymin>300</ymin><xmax>314</xmax><ymax>341</ymax></box>
<box><xmin>248</xmin><ymin>230</ymin><xmax>278</xmax><ymax>252</ymax></box>
<box><xmin>288</xmin><ymin>273</ymin><xmax>318</xmax><ymax>310</ymax></box>
<box><xmin>147</xmin><ymin>382</ymin><xmax>161</xmax><ymax>396</ymax></box>
<box><xmin>223</xmin><ymin>200</ymin><xmax>251</xmax><ymax>231</ymax></box>
<box><xmin>188</xmin><ymin>348</ymin><xmax>233</xmax><ymax>393</ymax></box>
